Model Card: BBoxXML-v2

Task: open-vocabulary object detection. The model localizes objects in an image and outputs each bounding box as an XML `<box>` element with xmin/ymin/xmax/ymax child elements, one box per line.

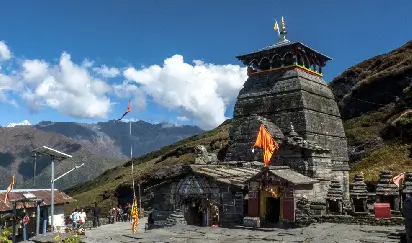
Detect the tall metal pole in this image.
<box><xmin>50</xmin><ymin>156</ymin><xmax>55</xmax><ymax>231</ymax></box>
<box><xmin>36</xmin><ymin>201</ymin><xmax>40</xmax><ymax>235</ymax></box>
<box><xmin>12</xmin><ymin>202</ymin><xmax>16</xmax><ymax>243</ymax></box>
<box><xmin>32</xmin><ymin>153</ymin><xmax>37</xmax><ymax>186</ymax></box>
<box><xmin>130</xmin><ymin>121</ymin><xmax>134</xmax><ymax>197</ymax></box>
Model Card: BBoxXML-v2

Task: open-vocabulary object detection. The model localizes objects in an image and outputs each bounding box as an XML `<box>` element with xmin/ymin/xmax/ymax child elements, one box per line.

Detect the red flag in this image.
<box><xmin>4</xmin><ymin>175</ymin><xmax>15</xmax><ymax>203</ymax></box>
<box><xmin>118</xmin><ymin>101</ymin><xmax>131</xmax><ymax>121</ymax></box>
<box><xmin>252</xmin><ymin>124</ymin><xmax>279</xmax><ymax>166</ymax></box>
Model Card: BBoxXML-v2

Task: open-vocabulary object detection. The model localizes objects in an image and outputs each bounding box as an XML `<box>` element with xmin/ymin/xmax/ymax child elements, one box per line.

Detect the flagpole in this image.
<box><xmin>130</xmin><ymin>120</ymin><xmax>135</xmax><ymax>198</ymax></box>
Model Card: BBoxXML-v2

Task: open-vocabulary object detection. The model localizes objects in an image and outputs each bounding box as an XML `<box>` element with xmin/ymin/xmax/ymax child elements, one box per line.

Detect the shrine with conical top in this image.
<box><xmin>225</xmin><ymin>17</ymin><xmax>350</xmax><ymax>204</ymax></box>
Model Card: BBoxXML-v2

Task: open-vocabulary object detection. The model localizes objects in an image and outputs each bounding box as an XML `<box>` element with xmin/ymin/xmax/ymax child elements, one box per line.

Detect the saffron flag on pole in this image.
<box><xmin>252</xmin><ymin>124</ymin><xmax>279</xmax><ymax>167</ymax></box>
<box><xmin>131</xmin><ymin>197</ymin><xmax>139</xmax><ymax>233</ymax></box>
<box><xmin>118</xmin><ymin>100</ymin><xmax>131</xmax><ymax>121</ymax></box>
<box><xmin>391</xmin><ymin>172</ymin><xmax>405</xmax><ymax>187</ymax></box>
<box><xmin>4</xmin><ymin>175</ymin><xmax>15</xmax><ymax>203</ymax></box>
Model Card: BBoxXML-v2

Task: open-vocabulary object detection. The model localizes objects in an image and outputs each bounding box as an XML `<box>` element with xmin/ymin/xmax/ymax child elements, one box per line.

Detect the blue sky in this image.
<box><xmin>0</xmin><ymin>0</ymin><xmax>411</xmax><ymax>129</ymax></box>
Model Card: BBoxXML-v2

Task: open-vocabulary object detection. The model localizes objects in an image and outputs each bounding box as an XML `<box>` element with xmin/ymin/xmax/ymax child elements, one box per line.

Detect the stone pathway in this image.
<box><xmin>79</xmin><ymin>218</ymin><xmax>403</xmax><ymax>243</ymax></box>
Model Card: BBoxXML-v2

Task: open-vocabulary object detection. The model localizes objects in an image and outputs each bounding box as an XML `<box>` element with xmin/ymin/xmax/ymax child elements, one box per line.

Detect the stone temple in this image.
<box><xmin>224</xmin><ymin>18</ymin><xmax>350</xmax><ymax>203</ymax></box>
<box><xmin>144</xmin><ymin>19</ymin><xmax>356</xmax><ymax>228</ymax></box>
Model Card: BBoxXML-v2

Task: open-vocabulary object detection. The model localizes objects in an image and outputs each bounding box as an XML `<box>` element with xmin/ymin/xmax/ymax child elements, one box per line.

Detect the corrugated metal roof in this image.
<box><xmin>0</xmin><ymin>190</ymin><xmax>75</xmax><ymax>212</ymax></box>
<box><xmin>190</xmin><ymin>165</ymin><xmax>260</xmax><ymax>187</ymax></box>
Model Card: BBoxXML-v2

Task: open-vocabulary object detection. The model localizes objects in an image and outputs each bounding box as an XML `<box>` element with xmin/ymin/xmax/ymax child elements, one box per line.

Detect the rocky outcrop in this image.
<box><xmin>194</xmin><ymin>145</ymin><xmax>218</xmax><ymax>165</ymax></box>
<box><xmin>329</xmin><ymin>41</ymin><xmax>412</xmax><ymax>120</ymax></box>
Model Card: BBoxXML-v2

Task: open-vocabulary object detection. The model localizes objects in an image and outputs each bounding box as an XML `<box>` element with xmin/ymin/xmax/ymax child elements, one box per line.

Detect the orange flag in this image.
<box><xmin>118</xmin><ymin>100</ymin><xmax>131</xmax><ymax>121</ymax></box>
<box><xmin>392</xmin><ymin>172</ymin><xmax>405</xmax><ymax>187</ymax></box>
<box><xmin>4</xmin><ymin>175</ymin><xmax>15</xmax><ymax>203</ymax></box>
<box><xmin>252</xmin><ymin>124</ymin><xmax>279</xmax><ymax>166</ymax></box>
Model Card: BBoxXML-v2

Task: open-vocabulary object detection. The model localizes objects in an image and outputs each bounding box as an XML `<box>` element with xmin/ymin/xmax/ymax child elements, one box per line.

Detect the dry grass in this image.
<box><xmin>350</xmin><ymin>142</ymin><xmax>412</xmax><ymax>182</ymax></box>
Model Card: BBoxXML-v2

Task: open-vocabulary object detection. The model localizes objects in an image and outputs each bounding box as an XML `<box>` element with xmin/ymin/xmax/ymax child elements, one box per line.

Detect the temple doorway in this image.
<box><xmin>184</xmin><ymin>202</ymin><xmax>203</xmax><ymax>226</ymax></box>
<box><xmin>353</xmin><ymin>198</ymin><xmax>364</xmax><ymax>213</ymax></box>
<box><xmin>266</xmin><ymin>197</ymin><xmax>281</xmax><ymax>223</ymax></box>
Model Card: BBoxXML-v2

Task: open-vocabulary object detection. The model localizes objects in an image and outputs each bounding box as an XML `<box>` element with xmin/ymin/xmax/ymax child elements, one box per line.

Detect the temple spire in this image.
<box><xmin>280</xmin><ymin>16</ymin><xmax>287</xmax><ymax>41</ymax></box>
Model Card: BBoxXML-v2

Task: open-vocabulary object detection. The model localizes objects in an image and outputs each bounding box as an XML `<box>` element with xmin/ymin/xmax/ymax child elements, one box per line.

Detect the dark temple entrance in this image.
<box><xmin>184</xmin><ymin>202</ymin><xmax>203</xmax><ymax>226</ymax></box>
<box><xmin>266</xmin><ymin>197</ymin><xmax>281</xmax><ymax>223</ymax></box>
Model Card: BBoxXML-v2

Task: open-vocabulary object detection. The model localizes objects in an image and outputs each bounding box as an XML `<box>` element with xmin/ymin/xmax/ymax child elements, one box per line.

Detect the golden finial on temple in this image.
<box><xmin>280</xmin><ymin>16</ymin><xmax>287</xmax><ymax>41</ymax></box>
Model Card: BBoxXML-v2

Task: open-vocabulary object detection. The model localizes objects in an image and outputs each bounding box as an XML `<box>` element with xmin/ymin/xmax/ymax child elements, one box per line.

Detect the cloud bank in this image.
<box><xmin>0</xmin><ymin>40</ymin><xmax>247</xmax><ymax>129</ymax></box>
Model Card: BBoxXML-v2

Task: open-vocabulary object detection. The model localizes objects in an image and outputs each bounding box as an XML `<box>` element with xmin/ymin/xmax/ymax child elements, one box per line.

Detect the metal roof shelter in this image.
<box><xmin>9</xmin><ymin>195</ymin><xmax>43</xmax><ymax>242</ymax></box>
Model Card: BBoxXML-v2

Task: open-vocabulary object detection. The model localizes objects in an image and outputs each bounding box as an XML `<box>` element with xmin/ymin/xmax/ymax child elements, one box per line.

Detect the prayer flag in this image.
<box><xmin>118</xmin><ymin>101</ymin><xmax>131</xmax><ymax>121</ymax></box>
<box><xmin>4</xmin><ymin>175</ymin><xmax>15</xmax><ymax>203</ymax></box>
<box><xmin>252</xmin><ymin>124</ymin><xmax>279</xmax><ymax>166</ymax></box>
<box><xmin>131</xmin><ymin>197</ymin><xmax>139</xmax><ymax>233</ymax></box>
<box><xmin>392</xmin><ymin>172</ymin><xmax>405</xmax><ymax>187</ymax></box>
<box><xmin>274</xmin><ymin>20</ymin><xmax>280</xmax><ymax>36</ymax></box>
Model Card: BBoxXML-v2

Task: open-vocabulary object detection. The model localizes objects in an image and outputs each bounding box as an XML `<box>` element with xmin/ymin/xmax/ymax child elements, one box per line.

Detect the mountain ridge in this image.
<box><xmin>0</xmin><ymin>120</ymin><xmax>203</xmax><ymax>190</ymax></box>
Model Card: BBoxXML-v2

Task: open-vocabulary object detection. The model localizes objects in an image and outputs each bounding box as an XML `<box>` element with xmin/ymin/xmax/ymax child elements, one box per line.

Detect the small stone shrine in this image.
<box><xmin>350</xmin><ymin>174</ymin><xmax>369</xmax><ymax>213</ymax></box>
<box><xmin>325</xmin><ymin>180</ymin><xmax>344</xmax><ymax>214</ymax></box>
<box><xmin>376</xmin><ymin>171</ymin><xmax>400</xmax><ymax>211</ymax></box>
<box><xmin>402</xmin><ymin>172</ymin><xmax>412</xmax><ymax>203</ymax></box>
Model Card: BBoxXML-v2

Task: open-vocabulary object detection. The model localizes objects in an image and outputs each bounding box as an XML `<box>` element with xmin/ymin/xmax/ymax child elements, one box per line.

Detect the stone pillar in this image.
<box><xmin>376</xmin><ymin>171</ymin><xmax>400</xmax><ymax>211</ymax></box>
<box><xmin>403</xmin><ymin>172</ymin><xmax>412</xmax><ymax>204</ymax></box>
<box><xmin>350</xmin><ymin>174</ymin><xmax>368</xmax><ymax>213</ymax></box>
<box><xmin>326</xmin><ymin>180</ymin><xmax>344</xmax><ymax>214</ymax></box>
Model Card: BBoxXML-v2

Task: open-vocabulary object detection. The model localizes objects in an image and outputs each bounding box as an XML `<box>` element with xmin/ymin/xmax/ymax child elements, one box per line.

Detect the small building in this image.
<box><xmin>145</xmin><ymin>164</ymin><xmax>259</xmax><ymax>227</ymax></box>
<box><xmin>244</xmin><ymin>166</ymin><xmax>318</xmax><ymax>224</ymax></box>
<box><xmin>0</xmin><ymin>189</ymin><xmax>75</xmax><ymax>236</ymax></box>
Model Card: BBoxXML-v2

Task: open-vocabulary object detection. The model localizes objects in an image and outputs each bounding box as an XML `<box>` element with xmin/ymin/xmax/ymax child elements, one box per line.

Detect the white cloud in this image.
<box><xmin>0</xmin><ymin>41</ymin><xmax>12</xmax><ymax>61</ymax></box>
<box><xmin>93</xmin><ymin>65</ymin><xmax>120</xmax><ymax>78</ymax></box>
<box><xmin>20</xmin><ymin>52</ymin><xmax>112</xmax><ymax>118</ymax></box>
<box><xmin>123</xmin><ymin>54</ymin><xmax>247</xmax><ymax>129</ymax></box>
<box><xmin>177</xmin><ymin>116</ymin><xmax>189</xmax><ymax>122</ymax></box>
<box><xmin>0</xmin><ymin>40</ymin><xmax>248</xmax><ymax>129</ymax></box>
<box><xmin>112</xmin><ymin>82</ymin><xmax>146</xmax><ymax>111</ymax></box>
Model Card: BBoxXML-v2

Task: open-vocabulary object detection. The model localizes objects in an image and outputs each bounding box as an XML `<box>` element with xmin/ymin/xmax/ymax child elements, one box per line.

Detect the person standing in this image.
<box><xmin>92</xmin><ymin>203</ymin><xmax>101</xmax><ymax>227</ymax></box>
<box><xmin>79</xmin><ymin>209</ymin><xmax>87</xmax><ymax>226</ymax></box>
<box><xmin>71</xmin><ymin>209</ymin><xmax>79</xmax><ymax>230</ymax></box>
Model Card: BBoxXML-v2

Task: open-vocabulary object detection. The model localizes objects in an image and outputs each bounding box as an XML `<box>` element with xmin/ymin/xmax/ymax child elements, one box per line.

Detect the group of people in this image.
<box><xmin>109</xmin><ymin>203</ymin><xmax>132</xmax><ymax>223</ymax></box>
<box><xmin>70</xmin><ymin>208</ymin><xmax>87</xmax><ymax>230</ymax></box>
<box><xmin>68</xmin><ymin>203</ymin><xmax>133</xmax><ymax>229</ymax></box>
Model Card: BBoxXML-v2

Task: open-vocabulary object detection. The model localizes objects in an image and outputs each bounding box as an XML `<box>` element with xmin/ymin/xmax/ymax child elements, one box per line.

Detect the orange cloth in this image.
<box><xmin>131</xmin><ymin>197</ymin><xmax>139</xmax><ymax>233</ymax></box>
<box><xmin>392</xmin><ymin>172</ymin><xmax>405</xmax><ymax>187</ymax></box>
<box><xmin>4</xmin><ymin>175</ymin><xmax>15</xmax><ymax>203</ymax></box>
<box><xmin>253</xmin><ymin>124</ymin><xmax>279</xmax><ymax>166</ymax></box>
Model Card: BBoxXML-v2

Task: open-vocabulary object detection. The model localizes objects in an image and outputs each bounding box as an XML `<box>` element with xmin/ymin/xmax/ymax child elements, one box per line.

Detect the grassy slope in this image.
<box><xmin>345</xmin><ymin>104</ymin><xmax>412</xmax><ymax>182</ymax></box>
<box><xmin>64</xmin><ymin>120</ymin><xmax>231</xmax><ymax>213</ymax></box>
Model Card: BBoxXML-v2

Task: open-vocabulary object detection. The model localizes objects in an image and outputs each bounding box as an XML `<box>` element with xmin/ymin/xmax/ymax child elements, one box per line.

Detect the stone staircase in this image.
<box><xmin>165</xmin><ymin>209</ymin><xmax>187</xmax><ymax>226</ymax></box>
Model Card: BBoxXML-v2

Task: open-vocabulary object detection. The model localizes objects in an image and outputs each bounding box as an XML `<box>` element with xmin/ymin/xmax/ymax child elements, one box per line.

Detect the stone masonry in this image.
<box><xmin>224</xmin><ymin>40</ymin><xmax>350</xmax><ymax>200</ymax></box>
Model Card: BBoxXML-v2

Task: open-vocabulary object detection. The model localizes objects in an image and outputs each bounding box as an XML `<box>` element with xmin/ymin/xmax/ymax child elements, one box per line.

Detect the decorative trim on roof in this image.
<box><xmin>249</xmin><ymin>64</ymin><xmax>323</xmax><ymax>77</ymax></box>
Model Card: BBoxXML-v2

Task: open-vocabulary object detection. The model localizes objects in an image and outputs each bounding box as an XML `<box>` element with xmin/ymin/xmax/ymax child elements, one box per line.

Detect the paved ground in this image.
<box><xmin>80</xmin><ymin>218</ymin><xmax>404</xmax><ymax>243</ymax></box>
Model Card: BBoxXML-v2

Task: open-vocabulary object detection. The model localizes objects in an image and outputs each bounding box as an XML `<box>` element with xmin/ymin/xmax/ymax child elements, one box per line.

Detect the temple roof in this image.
<box><xmin>189</xmin><ymin>165</ymin><xmax>260</xmax><ymax>187</ymax></box>
<box><xmin>244</xmin><ymin>166</ymin><xmax>318</xmax><ymax>185</ymax></box>
<box><xmin>236</xmin><ymin>41</ymin><xmax>332</xmax><ymax>63</ymax></box>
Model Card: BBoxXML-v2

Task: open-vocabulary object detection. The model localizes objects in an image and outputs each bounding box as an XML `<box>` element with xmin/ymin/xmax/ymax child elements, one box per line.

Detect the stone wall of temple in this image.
<box><xmin>225</xmin><ymin>68</ymin><xmax>350</xmax><ymax>199</ymax></box>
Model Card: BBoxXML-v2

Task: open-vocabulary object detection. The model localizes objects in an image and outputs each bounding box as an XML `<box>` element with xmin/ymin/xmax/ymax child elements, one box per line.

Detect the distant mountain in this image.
<box><xmin>7</xmin><ymin>120</ymin><xmax>31</xmax><ymax>127</ymax></box>
<box><xmin>0</xmin><ymin>120</ymin><xmax>203</xmax><ymax>189</ymax></box>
